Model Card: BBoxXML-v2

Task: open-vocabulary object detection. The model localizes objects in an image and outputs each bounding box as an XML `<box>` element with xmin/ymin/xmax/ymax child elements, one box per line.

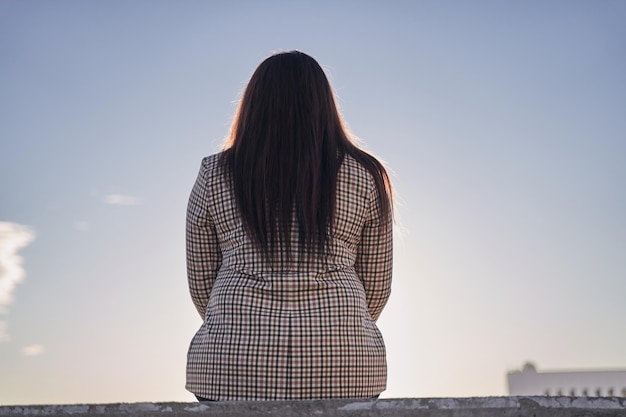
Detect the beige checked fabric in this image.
<box><xmin>185</xmin><ymin>152</ymin><xmax>393</xmax><ymax>400</ymax></box>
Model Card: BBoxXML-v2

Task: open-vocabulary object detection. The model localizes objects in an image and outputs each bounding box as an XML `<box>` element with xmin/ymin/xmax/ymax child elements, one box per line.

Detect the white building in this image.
<box><xmin>507</xmin><ymin>362</ymin><xmax>626</xmax><ymax>396</ymax></box>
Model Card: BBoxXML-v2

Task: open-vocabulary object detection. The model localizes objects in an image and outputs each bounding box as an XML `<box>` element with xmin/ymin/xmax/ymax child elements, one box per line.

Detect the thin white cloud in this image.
<box><xmin>0</xmin><ymin>320</ymin><xmax>10</xmax><ymax>342</ymax></box>
<box><xmin>104</xmin><ymin>194</ymin><xmax>143</xmax><ymax>206</ymax></box>
<box><xmin>73</xmin><ymin>221</ymin><xmax>90</xmax><ymax>232</ymax></box>
<box><xmin>21</xmin><ymin>344</ymin><xmax>44</xmax><ymax>357</ymax></box>
<box><xmin>0</xmin><ymin>222</ymin><xmax>35</xmax><ymax>315</ymax></box>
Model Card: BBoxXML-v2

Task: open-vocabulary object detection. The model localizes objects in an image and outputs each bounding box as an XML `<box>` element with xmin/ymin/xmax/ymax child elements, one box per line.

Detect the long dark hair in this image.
<box><xmin>222</xmin><ymin>51</ymin><xmax>392</xmax><ymax>263</ymax></box>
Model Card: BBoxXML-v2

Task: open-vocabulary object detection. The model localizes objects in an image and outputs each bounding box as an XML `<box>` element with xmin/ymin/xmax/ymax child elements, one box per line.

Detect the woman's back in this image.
<box><xmin>186</xmin><ymin>152</ymin><xmax>392</xmax><ymax>400</ymax></box>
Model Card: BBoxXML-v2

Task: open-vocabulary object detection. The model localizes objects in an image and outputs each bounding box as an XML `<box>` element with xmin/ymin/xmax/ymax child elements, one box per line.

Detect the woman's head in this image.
<box><xmin>223</xmin><ymin>51</ymin><xmax>391</xmax><ymax>264</ymax></box>
<box><xmin>225</xmin><ymin>50</ymin><xmax>346</xmax><ymax>152</ymax></box>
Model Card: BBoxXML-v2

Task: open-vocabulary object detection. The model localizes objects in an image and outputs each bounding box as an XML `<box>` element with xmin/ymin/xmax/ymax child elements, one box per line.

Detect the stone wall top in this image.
<box><xmin>1</xmin><ymin>397</ymin><xmax>625</xmax><ymax>417</ymax></box>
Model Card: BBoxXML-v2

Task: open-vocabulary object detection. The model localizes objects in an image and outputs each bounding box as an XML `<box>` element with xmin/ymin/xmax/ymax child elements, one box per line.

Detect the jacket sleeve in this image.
<box><xmin>354</xmin><ymin>180</ymin><xmax>393</xmax><ymax>322</ymax></box>
<box><xmin>186</xmin><ymin>159</ymin><xmax>222</xmax><ymax>319</ymax></box>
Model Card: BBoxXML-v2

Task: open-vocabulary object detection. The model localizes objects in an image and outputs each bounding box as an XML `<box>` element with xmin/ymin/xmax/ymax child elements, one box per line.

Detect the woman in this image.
<box><xmin>186</xmin><ymin>51</ymin><xmax>393</xmax><ymax>401</ymax></box>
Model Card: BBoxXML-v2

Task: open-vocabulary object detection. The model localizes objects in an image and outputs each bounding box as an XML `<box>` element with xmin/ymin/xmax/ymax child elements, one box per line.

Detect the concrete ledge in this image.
<box><xmin>1</xmin><ymin>397</ymin><xmax>625</xmax><ymax>417</ymax></box>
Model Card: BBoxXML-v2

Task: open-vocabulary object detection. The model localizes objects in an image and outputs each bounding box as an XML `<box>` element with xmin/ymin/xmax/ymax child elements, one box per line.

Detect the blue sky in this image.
<box><xmin>1</xmin><ymin>0</ymin><xmax>625</xmax><ymax>405</ymax></box>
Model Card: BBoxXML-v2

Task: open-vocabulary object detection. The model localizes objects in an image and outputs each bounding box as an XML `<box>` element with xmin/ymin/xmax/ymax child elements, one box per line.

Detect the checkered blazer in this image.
<box><xmin>185</xmin><ymin>151</ymin><xmax>393</xmax><ymax>400</ymax></box>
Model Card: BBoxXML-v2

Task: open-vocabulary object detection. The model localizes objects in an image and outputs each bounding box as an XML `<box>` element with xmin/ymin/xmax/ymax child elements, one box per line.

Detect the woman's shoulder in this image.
<box><xmin>198</xmin><ymin>151</ymin><xmax>228</xmax><ymax>179</ymax></box>
<box><xmin>200</xmin><ymin>151</ymin><xmax>226</xmax><ymax>169</ymax></box>
<box><xmin>341</xmin><ymin>152</ymin><xmax>377</xmax><ymax>188</ymax></box>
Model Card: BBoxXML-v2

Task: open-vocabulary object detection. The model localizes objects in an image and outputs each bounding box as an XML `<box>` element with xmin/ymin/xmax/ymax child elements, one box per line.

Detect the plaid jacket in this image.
<box><xmin>185</xmin><ymin>152</ymin><xmax>393</xmax><ymax>400</ymax></box>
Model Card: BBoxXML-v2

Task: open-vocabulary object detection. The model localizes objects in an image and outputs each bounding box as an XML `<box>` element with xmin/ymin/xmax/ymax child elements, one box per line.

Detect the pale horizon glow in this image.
<box><xmin>1</xmin><ymin>0</ymin><xmax>624</xmax><ymax>406</ymax></box>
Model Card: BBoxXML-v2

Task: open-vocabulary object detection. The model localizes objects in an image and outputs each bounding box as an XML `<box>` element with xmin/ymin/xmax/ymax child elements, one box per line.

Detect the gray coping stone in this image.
<box><xmin>1</xmin><ymin>397</ymin><xmax>625</xmax><ymax>417</ymax></box>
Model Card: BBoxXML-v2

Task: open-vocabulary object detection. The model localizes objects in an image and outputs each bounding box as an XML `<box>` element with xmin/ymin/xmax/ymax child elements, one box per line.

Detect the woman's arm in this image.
<box><xmin>355</xmin><ymin>183</ymin><xmax>393</xmax><ymax>322</ymax></box>
<box><xmin>186</xmin><ymin>160</ymin><xmax>222</xmax><ymax>319</ymax></box>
